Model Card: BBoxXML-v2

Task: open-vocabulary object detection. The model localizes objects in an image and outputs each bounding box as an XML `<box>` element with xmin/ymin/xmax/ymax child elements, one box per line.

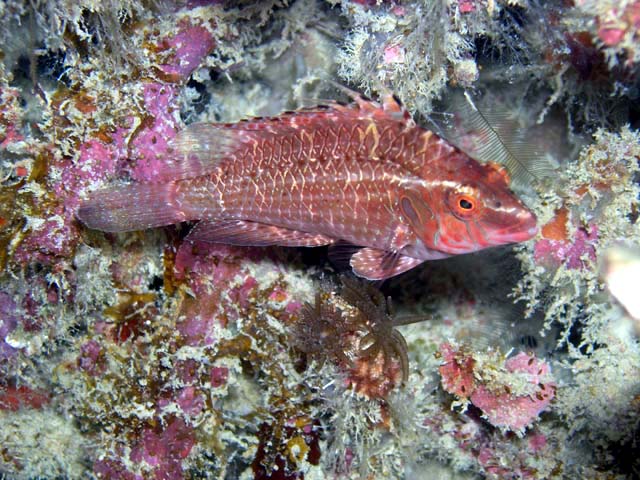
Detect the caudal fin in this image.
<box><xmin>77</xmin><ymin>182</ymin><xmax>187</xmax><ymax>232</ymax></box>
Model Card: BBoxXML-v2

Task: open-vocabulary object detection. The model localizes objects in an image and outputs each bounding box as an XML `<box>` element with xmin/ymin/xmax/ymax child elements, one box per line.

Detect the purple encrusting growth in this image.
<box><xmin>95</xmin><ymin>417</ymin><xmax>196</xmax><ymax>480</ymax></box>
<box><xmin>439</xmin><ymin>344</ymin><xmax>556</xmax><ymax>434</ymax></box>
<box><xmin>534</xmin><ymin>224</ymin><xmax>598</xmax><ymax>270</ymax></box>
<box><xmin>1</xmin><ymin>1</ymin><xmax>640</xmax><ymax>479</ymax></box>
<box><xmin>1</xmin><ymin>7</ymin><xmax>216</xmax><ymax>270</ymax></box>
<box><xmin>159</xmin><ymin>23</ymin><xmax>217</xmax><ymax>79</ymax></box>
<box><xmin>129</xmin><ymin>83</ymin><xmax>182</xmax><ymax>183</ymax></box>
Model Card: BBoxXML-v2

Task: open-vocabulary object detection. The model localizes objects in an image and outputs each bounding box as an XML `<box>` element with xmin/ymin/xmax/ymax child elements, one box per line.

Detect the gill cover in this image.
<box><xmin>399</xmin><ymin>190</ymin><xmax>441</xmax><ymax>249</ymax></box>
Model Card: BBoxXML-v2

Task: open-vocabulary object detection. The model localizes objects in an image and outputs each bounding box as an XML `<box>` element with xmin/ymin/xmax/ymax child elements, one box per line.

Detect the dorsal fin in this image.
<box><xmin>153</xmin><ymin>124</ymin><xmax>245</xmax><ymax>181</ymax></box>
<box><xmin>323</xmin><ymin>80</ymin><xmax>415</xmax><ymax>126</ymax></box>
<box><xmin>150</xmin><ymin>84</ymin><xmax>414</xmax><ymax>181</ymax></box>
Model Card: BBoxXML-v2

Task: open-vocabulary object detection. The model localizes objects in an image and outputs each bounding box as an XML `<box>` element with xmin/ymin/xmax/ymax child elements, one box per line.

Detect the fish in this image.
<box><xmin>77</xmin><ymin>88</ymin><xmax>538</xmax><ymax>280</ymax></box>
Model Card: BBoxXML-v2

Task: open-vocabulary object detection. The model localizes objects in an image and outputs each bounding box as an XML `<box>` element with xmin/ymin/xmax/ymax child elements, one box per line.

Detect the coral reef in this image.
<box><xmin>517</xmin><ymin>126</ymin><xmax>640</xmax><ymax>352</ymax></box>
<box><xmin>0</xmin><ymin>0</ymin><xmax>639</xmax><ymax>479</ymax></box>
<box><xmin>573</xmin><ymin>0</ymin><xmax>640</xmax><ymax>66</ymax></box>
<box><xmin>293</xmin><ymin>276</ymin><xmax>408</xmax><ymax>398</ymax></box>
<box><xmin>439</xmin><ymin>343</ymin><xmax>555</xmax><ymax>434</ymax></box>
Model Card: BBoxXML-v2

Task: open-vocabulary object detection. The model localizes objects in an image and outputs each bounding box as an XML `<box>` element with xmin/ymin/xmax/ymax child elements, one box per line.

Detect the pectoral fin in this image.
<box><xmin>188</xmin><ymin>219</ymin><xmax>336</xmax><ymax>247</ymax></box>
<box><xmin>350</xmin><ymin>248</ymin><xmax>424</xmax><ymax>280</ymax></box>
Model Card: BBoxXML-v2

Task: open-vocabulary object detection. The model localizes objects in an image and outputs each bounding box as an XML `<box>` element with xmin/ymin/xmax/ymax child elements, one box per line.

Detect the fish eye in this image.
<box><xmin>459</xmin><ymin>197</ymin><xmax>474</xmax><ymax>210</ymax></box>
<box><xmin>451</xmin><ymin>192</ymin><xmax>479</xmax><ymax>219</ymax></box>
<box><xmin>456</xmin><ymin>194</ymin><xmax>476</xmax><ymax>212</ymax></box>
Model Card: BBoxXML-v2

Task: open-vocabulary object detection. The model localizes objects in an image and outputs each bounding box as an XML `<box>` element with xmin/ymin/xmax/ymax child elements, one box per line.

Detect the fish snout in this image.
<box><xmin>489</xmin><ymin>208</ymin><xmax>539</xmax><ymax>245</ymax></box>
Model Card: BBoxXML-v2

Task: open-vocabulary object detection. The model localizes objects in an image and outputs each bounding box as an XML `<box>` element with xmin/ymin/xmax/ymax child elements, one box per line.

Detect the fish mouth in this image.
<box><xmin>488</xmin><ymin>212</ymin><xmax>539</xmax><ymax>244</ymax></box>
<box><xmin>493</xmin><ymin>225</ymin><xmax>539</xmax><ymax>243</ymax></box>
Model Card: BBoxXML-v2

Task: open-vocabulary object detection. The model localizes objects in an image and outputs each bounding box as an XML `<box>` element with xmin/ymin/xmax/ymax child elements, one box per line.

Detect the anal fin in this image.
<box><xmin>188</xmin><ymin>219</ymin><xmax>336</xmax><ymax>247</ymax></box>
<box><xmin>350</xmin><ymin>248</ymin><xmax>424</xmax><ymax>280</ymax></box>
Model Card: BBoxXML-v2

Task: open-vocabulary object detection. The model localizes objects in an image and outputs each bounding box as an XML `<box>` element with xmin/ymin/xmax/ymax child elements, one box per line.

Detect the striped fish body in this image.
<box><xmin>78</xmin><ymin>92</ymin><xmax>537</xmax><ymax>279</ymax></box>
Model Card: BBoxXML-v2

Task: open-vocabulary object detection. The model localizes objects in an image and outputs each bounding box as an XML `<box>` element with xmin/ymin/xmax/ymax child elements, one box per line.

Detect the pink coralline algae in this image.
<box><xmin>0</xmin><ymin>87</ymin><xmax>24</xmax><ymax>147</ymax></box>
<box><xmin>459</xmin><ymin>0</ymin><xmax>476</xmax><ymax>14</ymax></box>
<box><xmin>533</xmin><ymin>224</ymin><xmax>598</xmax><ymax>270</ymax></box>
<box><xmin>472</xmin><ymin>429</ymin><xmax>552</xmax><ymax>479</ymax></box>
<box><xmin>128</xmin><ymin>83</ymin><xmax>182</xmax><ymax>183</ymax></box>
<box><xmin>598</xmin><ymin>26</ymin><xmax>626</xmax><ymax>47</ymax></box>
<box><xmin>95</xmin><ymin>417</ymin><xmax>196</xmax><ymax>480</ymax></box>
<box><xmin>1</xmin><ymin>11</ymin><xmax>215</xmax><ymax>271</ymax></box>
<box><xmin>166</xmin><ymin>385</ymin><xmax>206</xmax><ymax>417</ymax></box>
<box><xmin>172</xmin><ymin>241</ymin><xmax>260</xmax><ymax>344</ymax></box>
<box><xmin>596</xmin><ymin>2</ymin><xmax>640</xmax><ymax>47</ymax></box>
<box><xmin>383</xmin><ymin>44</ymin><xmax>405</xmax><ymax>64</ymax></box>
<box><xmin>439</xmin><ymin>342</ymin><xmax>476</xmax><ymax>398</ymax></box>
<box><xmin>159</xmin><ymin>22</ymin><xmax>217</xmax><ymax>79</ymax></box>
<box><xmin>13</xmin><ymin>140</ymin><xmax>118</xmax><ymax>264</ymax></box>
<box><xmin>128</xmin><ymin>20</ymin><xmax>215</xmax><ymax>182</ymax></box>
<box><xmin>439</xmin><ymin>344</ymin><xmax>556</xmax><ymax>433</ymax></box>
<box><xmin>77</xmin><ymin>340</ymin><xmax>105</xmax><ymax>377</ymax></box>
<box><xmin>210</xmin><ymin>366</ymin><xmax>229</xmax><ymax>388</ymax></box>
<box><xmin>0</xmin><ymin>8</ymin><xmax>223</xmax><ymax>477</ymax></box>
<box><xmin>0</xmin><ymin>385</ymin><xmax>49</xmax><ymax>411</ymax></box>
<box><xmin>172</xmin><ymin>238</ymin><xmax>301</xmax><ymax>330</ymax></box>
<box><xmin>472</xmin><ymin>353</ymin><xmax>555</xmax><ymax>432</ymax></box>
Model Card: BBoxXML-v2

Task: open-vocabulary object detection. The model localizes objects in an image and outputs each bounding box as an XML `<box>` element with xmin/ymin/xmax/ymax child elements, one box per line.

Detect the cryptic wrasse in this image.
<box><xmin>77</xmin><ymin>89</ymin><xmax>538</xmax><ymax>280</ymax></box>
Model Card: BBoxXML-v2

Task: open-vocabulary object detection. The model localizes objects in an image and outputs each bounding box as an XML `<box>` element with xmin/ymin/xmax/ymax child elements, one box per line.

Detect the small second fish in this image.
<box><xmin>77</xmin><ymin>89</ymin><xmax>538</xmax><ymax>280</ymax></box>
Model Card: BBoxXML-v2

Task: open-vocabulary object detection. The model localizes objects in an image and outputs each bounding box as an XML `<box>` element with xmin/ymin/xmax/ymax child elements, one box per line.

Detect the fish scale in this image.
<box><xmin>78</xmin><ymin>89</ymin><xmax>538</xmax><ymax>280</ymax></box>
<box><xmin>206</xmin><ymin>123</ymin><xmax>399</xmax><ymax>224</ymax></box>
<box><xmin>182</xmin><ymin>160</ymin><xmax>397</xmax><ymax>248</ymax></box>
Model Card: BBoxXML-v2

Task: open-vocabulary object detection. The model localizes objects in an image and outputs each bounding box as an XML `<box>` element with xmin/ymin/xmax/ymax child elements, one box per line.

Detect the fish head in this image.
<box><xmin>400</xmin><ymin>160</ymin><xmax>538</xmax><ymax>255</ymax></box>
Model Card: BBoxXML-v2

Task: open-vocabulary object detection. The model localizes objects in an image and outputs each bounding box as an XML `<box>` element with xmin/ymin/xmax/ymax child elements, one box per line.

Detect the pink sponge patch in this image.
<box><xmin>475</xmin><ymin>353</ymin><xmax>555</xmax><ymax>431</ymax></box>
<box><xmin>128</xmin><ymin>83</ymin><xmax>180</xmax><ymax>183</ymax></box>
<box><xmin>439</xmin><ymin>343</ymin><xmax>476</xmax><ymax>398</ymax></box>
<box><xmin>159</xmin><ymin>22</ymin><xmax>216</xmax><ymax>79</ymax></box>
<box><xmin>129</xmin><ymin>417</ymin><xmax>196</xmax><ymax>478</ymax></box>
<box><xmin>439</xmin><ymin>345</ymin><xmax>556</xmax><ymax>433</ymax></box>
<box><xmin>534</xmin><ymin>225</ymin><xmax>598</xmax><ymax>270</ymax></box>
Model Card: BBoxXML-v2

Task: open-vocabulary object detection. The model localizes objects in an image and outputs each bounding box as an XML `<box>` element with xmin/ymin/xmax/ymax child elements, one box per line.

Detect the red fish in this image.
<box><xmin>77</xmin><ymin>90</ymin><xmax>538</xmax><ymax>280</ymax></box>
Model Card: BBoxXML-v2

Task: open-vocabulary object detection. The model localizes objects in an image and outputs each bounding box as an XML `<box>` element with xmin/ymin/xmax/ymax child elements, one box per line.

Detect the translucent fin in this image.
<box><xmin>350</xmin><ymin>248</ymin><xmax>424</xmax><ymax>280</ymax></box>
<box><xmin>187</xmin><ymin>219</ymin><xmax>336</xmax><ymax>247</ymax></box>
<box><xmin>155</xmin><ymin>124</ymin><xmax>246</xmax><ymax>181</ymax></box>
<box><xmin>430</xmin><ymin>89</ymin><xmax>556</xmax><ymax>187</ymax></box>
<box><xmin>159</xmin><ymin>119</ymin><xmax>306</xmax><ymax>181</ymax></box>
<box><xmin>393</xmin><ymin>314</ymin><xmax>432</xmax><ymax>326</ymax></box>
<box><xmin>371</xmin><ymin>81</ymin><xmax>414</xmax><ymax>124</ymax></box>
<box><xmin>77</xmin><ymin>182</ymin><xmax>187</xmax><ymax>232</ymax></box>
